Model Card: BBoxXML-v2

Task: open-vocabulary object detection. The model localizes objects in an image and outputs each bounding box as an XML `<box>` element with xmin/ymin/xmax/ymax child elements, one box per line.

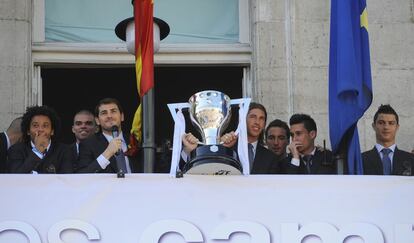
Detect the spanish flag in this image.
<box><xmin>128</xmin><ymin>0</ymin><xmax>154</xmax><ymax>155</ymax></box>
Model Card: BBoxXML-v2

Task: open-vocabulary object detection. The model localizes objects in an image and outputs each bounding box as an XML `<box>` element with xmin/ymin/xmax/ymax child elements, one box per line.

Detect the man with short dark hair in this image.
<box><xmin>362</xmin><ymin>104</ymin><xmax>414</xmax><ymax>175</ymax></box>
<box><xmin>282</xmin><ymin>113</ymin><xmax>335</xmax><ymax>174</ymax></box>
<box><xmin>77</xmin><ymin>98</ymin><xmax>142</xmax><ymax>173</ymax></box>
<box><xmin>265</xmin><ymin>119</ymin><xmax>289</xmax><ymax>159</ymax></box>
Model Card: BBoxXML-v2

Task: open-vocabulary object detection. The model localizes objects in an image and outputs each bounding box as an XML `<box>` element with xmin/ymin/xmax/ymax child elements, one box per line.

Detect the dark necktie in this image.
<box><xmin>381</xmin><ymin>148</ymin><xmax>392</xmax><ymax>175</ymax></box>
<box><xmin>248</xmin><ymin>143</ymin><xmax>254</xmax><ymax>170</ymax></box>
<box><xmin>303</xmin><ymin>155</ymin><xmax>313</xmax><ymax>174</ymax></box>
<box><xmin>115</xmin><ymin>150</ymin><xmax>128</xmax><ymax>174</ymax></box>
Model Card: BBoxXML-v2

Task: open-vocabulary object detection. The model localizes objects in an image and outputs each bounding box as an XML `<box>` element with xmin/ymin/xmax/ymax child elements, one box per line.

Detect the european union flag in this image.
<box><xmin>329</xmin><ymin>0</ymin><xmax>373</xmax><ymax>174</ymax></box>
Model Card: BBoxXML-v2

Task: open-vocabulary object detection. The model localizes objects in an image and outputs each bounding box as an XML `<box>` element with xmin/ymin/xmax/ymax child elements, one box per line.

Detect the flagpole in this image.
<box><xmin>142</xmin><ymin>88</ymin><xmax>155</xmax><ymax>173</ymax></box>
<box><xmin>114</xmin><ymin>1</ymin><xmax>170</xmax><ymax>174</ymax></box>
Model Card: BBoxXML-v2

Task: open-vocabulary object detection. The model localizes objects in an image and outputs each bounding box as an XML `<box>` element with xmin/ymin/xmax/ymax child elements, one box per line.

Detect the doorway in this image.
<box><xmin>42</xmin><ymin>66</ymin><xmax>243</xmax><ymax>148</ymax></box>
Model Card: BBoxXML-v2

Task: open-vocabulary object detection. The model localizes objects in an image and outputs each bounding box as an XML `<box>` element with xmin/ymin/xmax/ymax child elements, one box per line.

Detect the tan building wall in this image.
<box><xmin>0</xmin><ymin>0</ymin><xmax>32</xmax><ymax>127</ymax></box>
<box><xmin>251</xmin><ymin>0</ymin><xmax>414</xmax><ymax>152</ymax></box>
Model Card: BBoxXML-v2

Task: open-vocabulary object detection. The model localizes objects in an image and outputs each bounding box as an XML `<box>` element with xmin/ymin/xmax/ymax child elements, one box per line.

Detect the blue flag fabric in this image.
<box><xmin>329</xmin><ymin>0</ymin><xmax>373</xmax><ymax>174</ymax></box>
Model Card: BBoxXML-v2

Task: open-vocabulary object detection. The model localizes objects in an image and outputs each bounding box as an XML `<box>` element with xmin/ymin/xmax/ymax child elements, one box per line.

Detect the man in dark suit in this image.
<box><xmin>243</xmin><ymin>102</ymin><xmax>280</xmax><ymax>174</ymax></box>
<box><xmin>281</xmin><ymin>113</ymin><xmax>335</xmax><ymax>174</ymax></box>
<box><xmin>362</xmin><ymin>104</ymin><xmax>414</xmax><ymax>175</ymax></box>
<box><xmin>184</xmin><ymin>102</ymin><xmax>280</xmax><ymax>174</ymax></box>
<box><xmin>0</xmin><ymin>117</ymin><xmax>23</xmax><ymax>173</ymax></box>
<box><xmin>77</xmin><ymin>98</ymin><xmax>141</xmax><ymax>173</ymax></box>
<box><xmin>69</xmin><ymin>110</ymin><xmax>96</xmax><ymax>171</ymax></box>
<box><xmin>7</xmin><ymin>106</ymin><xmax>73</xmax><ymax>174</ymax></box>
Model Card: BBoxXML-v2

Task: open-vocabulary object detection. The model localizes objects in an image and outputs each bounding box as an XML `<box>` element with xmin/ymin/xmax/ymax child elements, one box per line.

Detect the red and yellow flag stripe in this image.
<box><xmin>128</xmin><ymin>0</ymin><xmax>153</xmax><ymax>154</ymax></box>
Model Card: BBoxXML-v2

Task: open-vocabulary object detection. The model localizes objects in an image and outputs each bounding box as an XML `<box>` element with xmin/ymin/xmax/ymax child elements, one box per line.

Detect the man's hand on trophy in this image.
<box><xmin>220</xmin><ymin>131</ymin><xmax>238</xmax><ymax>148</ymax></box>
<box><xmin>182</xmin><ymin>133</ymin><xmax>199</xmax><ymax>154</ymax></box>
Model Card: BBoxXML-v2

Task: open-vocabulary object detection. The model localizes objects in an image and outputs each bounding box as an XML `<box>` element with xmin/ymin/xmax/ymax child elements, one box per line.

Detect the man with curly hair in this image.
<box><xmin>7</xmin><ymin>105</ymin><xmax>73</xmax><ymax>173</ymax></box>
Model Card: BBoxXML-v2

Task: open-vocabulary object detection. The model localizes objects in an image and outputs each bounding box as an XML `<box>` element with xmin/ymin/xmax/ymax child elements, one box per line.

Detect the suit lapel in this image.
<box><xmin>70</xmin><ymin>143</ymin><xmax>78</xmax><ymax>160</ymax></box>
<box><xmin>392</xmin><ymin>147</ymin><xmax>407</xmax><ymax>175</ymax></box>
<box><xmin>252</xmin><ymin>145</ymin><xmax>265</xmax><ymax>173</ymax></box>
<box><xmin>122</xmin><ymin>133</ymin><xmax>136</xmax><ymax>172</ymax></box>
<box><xmin>251</xmin><ymin>145</ymin><xmax>260</xmax><ymax>173</ymax></box>
<box><xmin>97</xmin><ymin>133</ymin><xmax>118</xmax><ymax>173</ymax></box>
<box><xmin>310</xmin><ymin>150</ymin><xmax>321</xmax><ymax>174</ymax></box>
<box><xmin>369</xmin><ymin>147</ymin><xmax>383</xmax><ymax>174</ymax></box>
<box><xmin>42</xmin><ymin>141</ymin><xmax>56</xmax><ymax>172</ymax></box>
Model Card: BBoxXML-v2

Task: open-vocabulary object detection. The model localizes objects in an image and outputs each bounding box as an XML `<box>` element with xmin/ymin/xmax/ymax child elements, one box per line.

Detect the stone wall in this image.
<box><xmin>0</xmin><ymin>0</ymin><xmax>31</xmax><ymax>129</ymax></box>
<box><xmin>251</xmin><ymin>0</ymin><xmax>414</xmax><ymax>152</ymax></box>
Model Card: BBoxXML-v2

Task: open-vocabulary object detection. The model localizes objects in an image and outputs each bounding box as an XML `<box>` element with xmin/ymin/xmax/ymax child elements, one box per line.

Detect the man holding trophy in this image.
<box><xmin>181</xmin><ymin>99</ymin><xmax>280</xmax><ymax>175</ymax></box>
<box><xmin>180</xmin><ymin>91</ymin><xmax>243</xmax><ymax>175</ymax></box>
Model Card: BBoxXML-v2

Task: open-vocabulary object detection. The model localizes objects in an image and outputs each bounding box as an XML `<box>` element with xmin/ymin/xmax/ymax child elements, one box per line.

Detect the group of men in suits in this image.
<box><xmin>182</xmin><ymin>102</ymin><xmax>414</xmax><ymax>176</ymax></box>
<box><xmin>2</xmin><ymin>98</ymin><xmax>142</xmax><ymax>174</ymax></box>
<box><xmin>263</xmin><ymin>104</ymin><xmax>414</xmax><ymax>176</ymax></box>
<box><xmin>181</xmin><ymin>102</ymin><xmax>335</xmax><ymax>175</ymax></box>
<box><xmin>1</xmin><ymin>98</ymin><xmax>413</xmax><ymax>176</ymax></box>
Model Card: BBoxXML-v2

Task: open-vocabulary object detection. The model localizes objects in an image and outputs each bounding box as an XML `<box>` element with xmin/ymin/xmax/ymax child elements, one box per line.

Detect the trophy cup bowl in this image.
<box><xmin>184</xmin><ymin>90</ymin><xmax>242</xmax><ymax>175</ymax></box>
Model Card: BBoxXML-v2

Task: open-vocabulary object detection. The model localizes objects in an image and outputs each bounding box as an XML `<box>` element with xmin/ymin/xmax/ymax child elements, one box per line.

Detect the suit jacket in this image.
<box><xmin>251</xmin><ymin>143</ymin><xmax>281</xmax><ymax>174</ymax></box>
<box><xmin>0</xmin><ymin>132</ymin><xmax>7</xmax><ymax>173</ymax></box>
<box><xmin>280</xmin><ymin>148</ymin><xmax>336</xmax><ymax>174</ymax></box>
<box><xmin>7</xmin><ymin>140</ymin><xmax>74</xmax><ymax>174</ymax></box>
<box><xmin>68</xmin><ymin>142</ymin><xmax>80</xmax><ymax>172</ymax></box>
<box><xmin>362</xmin><ymin>147</ymin><xmax>414</xmax><ymax>175</ymax></box>
<box><xmin>77</xmin><ymin>133</ymin><xmax>141</xmax><ymax>173</ymax></box>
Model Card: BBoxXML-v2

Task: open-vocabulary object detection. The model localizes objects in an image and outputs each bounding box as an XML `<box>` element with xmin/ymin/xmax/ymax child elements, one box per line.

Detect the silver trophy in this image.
<box><xmin>185</xmin><ymin>90</ymin><xmax>242</xmax><ymax>175</ymax></box>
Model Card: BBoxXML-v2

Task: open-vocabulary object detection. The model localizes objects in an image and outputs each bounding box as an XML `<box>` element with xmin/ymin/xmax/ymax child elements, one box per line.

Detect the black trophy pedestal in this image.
<box><xmin>184</xmin><ymin>145</ymin><xmax>242</xmax><ymax>175</ymax></box>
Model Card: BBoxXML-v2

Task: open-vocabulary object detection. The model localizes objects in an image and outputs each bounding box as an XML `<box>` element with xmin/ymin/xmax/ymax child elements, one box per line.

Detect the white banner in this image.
<box><xmin>0</xmin><ymin>174</ymin><xmax>413</xmax><ymax>243</ymax></box>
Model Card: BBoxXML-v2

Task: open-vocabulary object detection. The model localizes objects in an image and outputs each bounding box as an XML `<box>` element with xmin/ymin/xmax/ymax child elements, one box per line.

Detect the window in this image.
<box><xmin>44</xmin><ymin>0</ymin><xmax>241</xmax><ymax>44</ymax></box>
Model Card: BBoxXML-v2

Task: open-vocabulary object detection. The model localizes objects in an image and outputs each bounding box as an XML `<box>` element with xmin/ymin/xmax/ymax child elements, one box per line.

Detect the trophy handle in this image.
<box><xmin>167</xmin><ymin>98</ymin><xmax>251</xmax><ymax>177</ymax></box>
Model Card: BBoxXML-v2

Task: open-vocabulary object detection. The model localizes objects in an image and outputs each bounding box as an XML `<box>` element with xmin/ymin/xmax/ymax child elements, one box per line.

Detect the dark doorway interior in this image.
<box><xmin>42</xmin><ymin>66</ymin><xmax>243</xmax><ymax>148</ymax></box>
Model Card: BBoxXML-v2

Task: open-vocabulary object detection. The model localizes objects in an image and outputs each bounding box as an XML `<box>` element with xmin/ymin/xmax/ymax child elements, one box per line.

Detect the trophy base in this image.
<box><xmin>184</xmin><ymin>145</ymin><xmax>242</xmax><ymax>175</ymax></box>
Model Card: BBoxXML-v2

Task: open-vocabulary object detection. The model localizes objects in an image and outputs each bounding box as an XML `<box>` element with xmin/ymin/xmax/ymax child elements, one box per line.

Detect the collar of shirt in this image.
<box><xmin>4</xmin><ymin>132</ymin><xmax>11</xmax><ymax>149</ymax></box>
<box><xmin>30</xmin><ymin>140</ymin><xmax>51</xmax><ymax>159</ymax></box>
<box><xmin>301</xmin><ymin>147</ymin><xmax>316</xmax><ymax>158</ymax></box>
<box><xmin>76</xmin><ymin>142</ymin><xmax>80</xmax><ymax>155</ymax></box>
<box><xmin>375</xmin><ymin>143</ymin><xmax>396</xmax><ymax>162</ymax></box>
<box><xmin>375</xmin><ymin>143</ymin><xmax>396</xmax><ymax>154</ymax></box>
